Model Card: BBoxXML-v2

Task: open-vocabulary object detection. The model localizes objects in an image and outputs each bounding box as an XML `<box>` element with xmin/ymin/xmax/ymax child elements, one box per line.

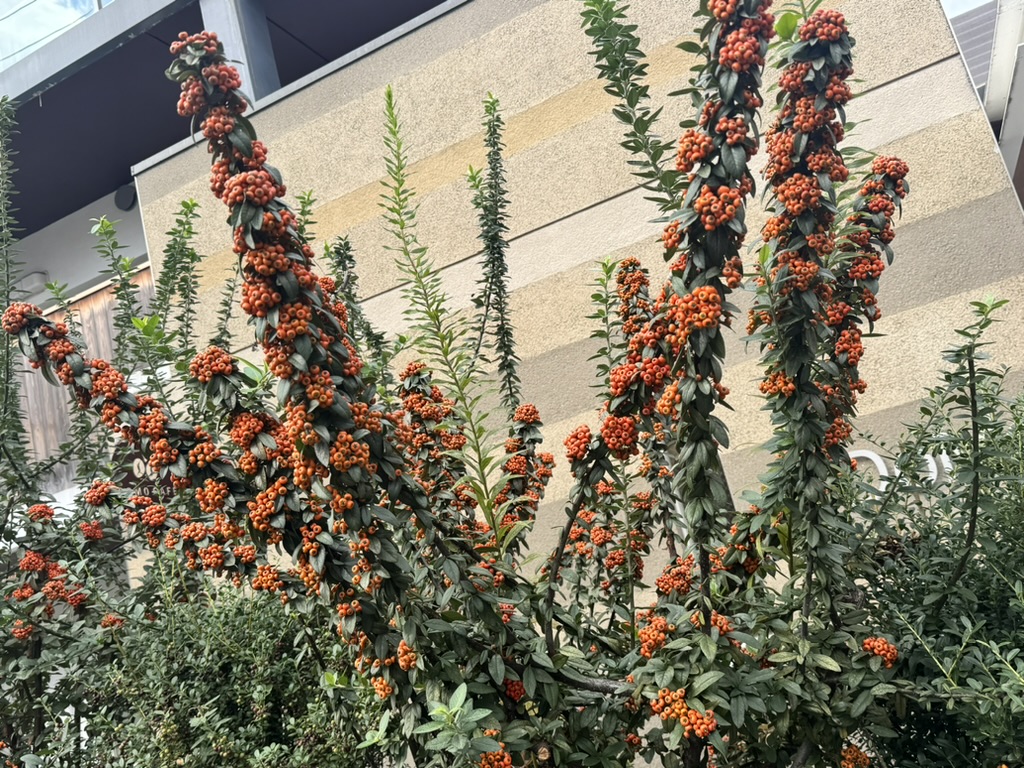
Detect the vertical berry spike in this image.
<box><xmin>168</xmin><ymin>31</ymin><xmax>439</xmax><ymax>645</ymax></box>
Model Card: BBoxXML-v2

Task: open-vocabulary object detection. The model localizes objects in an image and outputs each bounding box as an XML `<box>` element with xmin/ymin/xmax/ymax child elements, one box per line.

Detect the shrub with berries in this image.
<box><xmin>3</xmin><ymin>2</ymin><xmax>1024</xmax><ymax>767</ymax></box>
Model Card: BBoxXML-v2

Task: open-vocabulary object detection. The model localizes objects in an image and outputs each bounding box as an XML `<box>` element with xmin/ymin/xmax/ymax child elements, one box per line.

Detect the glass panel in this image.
<box><xmin>0</xmin><ymin>0</ymin><xmax>98</xmax><ymax>73</ymax></box>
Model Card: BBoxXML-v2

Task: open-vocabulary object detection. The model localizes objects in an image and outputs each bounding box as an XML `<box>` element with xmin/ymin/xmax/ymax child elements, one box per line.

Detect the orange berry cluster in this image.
<box><xmin>655</xmin><ymin>555</ymin><xmax>695</xmax><ymax>597</ymax></box>
<box><xmin>479</xmin><ymin>748</ymin><xmax>513</xmax><ymax>768</ymax></box>
<box><xmin>169</xmin><ymin>30</ymin><xmax>220</xmax><ymax>56</ymax></box>
<box><xmin>100</xmin><ymin>613</ymin><xmax>125</xmax><ymax>629</ymax></box>
<box><xmin>195</xmin><ymin>478</ymin><xmax>229</xmax><ymax>513</ymax></box>
<box><xmin>776</xmin><ymin>257</ymin><xmax>820</xmax><ymax>295</ymax></box>
<box><xmin>664</xmin><ymin>286</ymin><xmax>723</xmax><ymax>349</ymax></box>
<box><xmin>188</xmin><ymin>437</ymin><xmax>222</xmax><ymax>469</ymax></box>
<box><xmin>690</xmin><ymin>609</ymin><xmax>734</xmax><ymax>636</ymax></box>
<box><xmin>779</xmin><ymin>62</ymin><xmax>811</xmax><ymax>93</ymax></box>
<box><xmin>252</xmin><ymin>564</ymin><xmax>284</xmax><ymax>592</ymax></box>
<box><xmin>1</xmin><ymin>302</ymin><xmax>41</xmax><ymax>334</ymax></box>
<box><xmin>791</xmin><ymin>95</ymin><xmax>835</xmax><ymax>134</ymax></box>
<box><xmin>223</xmin><ymin>168</ymin><xmax>283</xmax><ymax>208</ymax></box>
<box><xmin>513</xmin><ymin>403</ymin><xmax>540</xmax><ymax>424</ymax></box>
<box><xmin>873</xmin><ymin>155</ymin><xmax>909</xmax><ymax>181</ymax></box>
<box><xmin>716</xmin><ymin>115</ymin><xmax>748</xmax><ymax>146</ymax></box>
<box><xmin>834</xmin><ymin>327</ymin><xmax>863</xmax><ymax>366</ymax></box>
<box><xmin>799</xmin><ymin>9</ymin><xmax>847</xmax><ymax>42</ymax></box>
<box><xmin>177</xmin><ymin>76</ymin><xmax>206</xmax><ymax>117</ymax></box>
<box><xmin>248</xmin><ymin>476</ymin><xmax>288</xmax><ymax>532</ymax></box>
<box><xmin>719</xmin><ymin>8</ymin><xmax>775</xmax><ymax>70</ymax></box>
<box><xmin>862</xmin><ymin>636</ymin><xmax>898</xmax><ymax>668</ymax></box>
<box><xmin>564</xmin><ymin>424</ymin><xmax>592</xmax><ymax>462</ymax></box>
<box><xmin>663</xmin><ymin>221</ymin><xmax>682</xmax><ymax>251</ymax></box>
<box><xmin>79</xmin><ymin>521</ymin><xmax>104</xmax><ymax>541</ymax></box>
<box><xmin>371</xmin><ymin>676</ymin><xmax>394</xmax><ymax>699</ymax></box>
<box><xmin>824</xmin><ymin>416</ymin><xmax>853</xmax><ymax>447</ymax></box>
<box><xmin>83</xmin><ymin>480</ymin><xmax>114</xmax><ymax>506</ymax></box>
<box><xmin>847</xmin><ymin>253</ymin><xmax>885</xmax><ymax>281</ymax></box>
<box><xmin>638</xmin><ymin>613</ymin><xmax>674</xmax><ymax>658</ymax></box>
<box><xmin>650</xmin><ymin>688</ymin><xmax>718</xmax><ymax>739</ymax></box>
<box><xmin>26</xmin><ymin>504</ymin><xmax>55</xmax><ymax>522</ymax></box>
<box><xmin>91</xmin><ymin>365</ymin><xmax>128</xmax><ymax>401</ymax></box>
<box><xmin>240</xmin><ymin>278</ymin><xmax>283</xmax><ymax>318</ymax></box>
<box><xmin>841</xmin><ymin>745</ymin><xmax>871</xmax><ymax>768</ymax></box>
<box><xmin>189</xmin><ymin>346</ymin><xmax>235</xmax><ymax>383</ymax></box>
<box><xmin>18</xmin><ymin>550</ymin><xmax>46</xmax><ymax>572</ymax></box>
<box><xmin>719</xmin><ymin>26</ymin><xmax>765</xmax><ymax>73</ymax></box>
<box><xmin>11</xmin><ymin>584</ymin><xmax>34</xmax><ymax>601</ymax></box>
<box><xmin>759</xmin><ymin>370</ymin><xmax>796</xmax><ymax>398</ymax></box>
<box><xmin>776</xmin><ymin>174</ymin><xmax>820</xmax><ymax>217</ymax></box>
<box><xmin>504</xmin><ymin>678</ymin><xmax>526</xmax><ymax>702</ymax></box>
<box><xmin>676</xmin><ymin>129</ymin><xmax>714</xmax><ymax>173</ymax></box>
<box><xmin>709</xmin><ymin>0</ymin><xmax>738</xmax><ymax>21</ymax></box>
<box><xmin>694</xmin><ymin>185</ymin><xmax>742</xmax><ymax>231</ymax></box>
<box><xmin>196</xmin><ymin>544</ymin><xmax>227</xmax><ymax>573</ymax></box>
<box><xmin>824</xmin><ymin>75</ymin><xmax>852</xmax><ymax>105</ymax></box>
<box><xmin>397</xmin><ymin>639</ymin><xmax>418</xmax><ymax>671</ymax></box>
<box><xmin>601</xmin><ymin>414</ymin><xmax>639</xmax><ymax>460</ymax></box>
<box><xmin>140</xmin><ymin>502</ymin><xmax>168</xmax><ymax>528</ymax></box>
<box><xmin>201</xmin><ymin>62</ymin><xmax>241</xmax><ymax>93</ymax></box>
<box><xmin>722</xmin><ymin>256</ymin><xmax>743</xmax><ymax>289</ymax></box>
<box><xmin>201</xmin><ymin>106</ymin><xmax>236</xmax><ymax>140</ymax></box>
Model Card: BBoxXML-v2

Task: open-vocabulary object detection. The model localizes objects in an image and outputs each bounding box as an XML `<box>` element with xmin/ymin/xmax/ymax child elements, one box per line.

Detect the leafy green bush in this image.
<box><xmin>858</xmin><ymin>302</ymin><xmax>1024</xmax><ymax>765</ymax></box>
<box><xmin>84</xmin><ymin>566</ymin><xmax>388</xmax><ymax>768</ymax></box>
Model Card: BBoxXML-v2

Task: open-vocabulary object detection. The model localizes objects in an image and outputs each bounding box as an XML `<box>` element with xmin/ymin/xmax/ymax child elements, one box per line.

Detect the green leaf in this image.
<box><xmin>698</xmin><ymin>633</ymin><xmax>717</xmax><ymax>661</ymax></box>
<box><xmin>810</xmin><ymin>654</ymin><xmax>841</xmax><ymax>673</ymax></box>
<box><xmin>449</xmin><ymin>682</ymin><xmax>468</xmax><ymax>711</ymax></box>
<box><xmin>851</xmin><ymin>688</ymin><xmax>874</xmax><ymax>717</ymax></box>
<box><xmin>775</xmin><ymin>12</ymin><xmax>799</xmax><ymax>40</ymax></box>
<box><xmin>489</xmin><ymin>654</ymin><xmax>505</xmax><ymax>684</ymax></box>
<box><xmin>689</xmin><ymin>670</ymin><xmax>724</xmax><ymax>696</ymax></box>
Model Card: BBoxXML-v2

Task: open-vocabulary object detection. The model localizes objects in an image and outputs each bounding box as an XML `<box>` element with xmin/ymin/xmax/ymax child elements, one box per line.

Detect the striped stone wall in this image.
<box><xmin>135</xmin><ymin>0</ymin><xmax>1024</xmax><ymax>558</ymax></box>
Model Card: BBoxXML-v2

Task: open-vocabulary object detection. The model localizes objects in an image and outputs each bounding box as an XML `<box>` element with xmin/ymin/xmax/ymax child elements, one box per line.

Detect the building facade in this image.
<box><xmin>4</xmin><ymin>0</ymin><xmax>1024</xmax><ymax>552</ymax></box>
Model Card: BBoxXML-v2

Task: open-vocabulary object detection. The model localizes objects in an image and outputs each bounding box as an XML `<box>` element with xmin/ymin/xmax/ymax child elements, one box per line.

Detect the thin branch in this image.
<box><xmin>935</xmin><ymin>349</ymin><xmax>982</xmax><ymax>613</ymax></box>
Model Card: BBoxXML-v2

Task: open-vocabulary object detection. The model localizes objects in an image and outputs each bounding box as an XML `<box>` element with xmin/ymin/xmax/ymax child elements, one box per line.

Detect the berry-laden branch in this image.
<box><xmin>740</xmin><ymin>6</ymin><xmax>910</xmax><ymax>756</ymax></box>
<box><xmin>746</xmin><ymin>8</ymin><xmax>909</xmax><ymax>628</ymax></box>
<box><xmin>0</xmin><ymin>302</ymin><xmax>317</xmax><ymax>592</ymax></box>
<box><xmin>587</xmin><ymin>0</ymin><xmax>774</xmax><ymax>630</ymax></box>
<box><xmin>169</xmin><ymin>34</ymin><xmax>634</xmax><ymax>766</ymax></box>
<box><xmin>169</xmin><ymin>34</ymin><xmax>437</xmax><ymax>638</ymax></box>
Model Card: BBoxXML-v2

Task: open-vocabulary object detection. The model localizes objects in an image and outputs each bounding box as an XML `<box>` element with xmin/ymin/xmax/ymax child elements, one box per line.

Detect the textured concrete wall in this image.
<box><xmin>135</xmin><ymin>0</ymin><xmax>1024</xmax><ymax>560</ymax></box>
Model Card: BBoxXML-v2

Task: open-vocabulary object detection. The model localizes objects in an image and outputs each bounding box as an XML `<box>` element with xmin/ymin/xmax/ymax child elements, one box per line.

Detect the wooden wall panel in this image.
<box><xmin>18</xmin><ymin>269</ymin><xmax>154</xmax><ymax>493</ymax></box>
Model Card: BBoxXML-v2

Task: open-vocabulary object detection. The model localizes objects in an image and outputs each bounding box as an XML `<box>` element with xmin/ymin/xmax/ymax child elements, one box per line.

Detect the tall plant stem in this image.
<box><xmin>935</xmin><ymin>348</ymin><xmax>982</xmax><ymax>614</ymax></box>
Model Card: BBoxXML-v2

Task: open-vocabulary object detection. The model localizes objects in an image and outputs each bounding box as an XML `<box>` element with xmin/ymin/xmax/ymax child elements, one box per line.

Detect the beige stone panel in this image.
<box><xmin>722</xmin><ymin>272</ymin><xmax>1024</xmax><ymax>452</ymax></box>
<box><xmin>265</xmin><ymin>25</ymin><xmax>968</xmax><ymax>299</ymax></box>
<box><xmin>140</xmin><ymin>0</ymin><xmax>686</xmax><ymax>266</ymax></box>
<box><xmin>510</xmin><ymin>186</ymin><xmax>1024</xmax><ymax>403</ymax></box>
<box><xmin>138</xmin><ymin>0</ymin><xmax>961</xmax><ymax>299</ymax></box>
<box><xmin>362</xmin><ymin>80</ymin><xmax>998</xmax><ymax>342</ymax></box>
<box><xmin>836</xmin><ymin>0</ymin><xmax>958</xmax><ymax>90</ymax></box>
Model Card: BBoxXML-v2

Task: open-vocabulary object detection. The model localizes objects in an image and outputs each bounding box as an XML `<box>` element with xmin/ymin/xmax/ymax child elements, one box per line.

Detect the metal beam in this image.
<box><xmin>0</xmin><ymin>0</ymin><xmax>194</xmax><ymax>105</ymax></box>
<box><xmin>984</xmin><ymin>0</ymin><xmax>1024</xmax><ymax>126</ymax></box>
<box><xmin>1001</xmin><ymin>43</ymin><xmax>1024</xmax><ymax>187</ymax></box>
<box><xmin>198</xmin><ymin>0</ymin><xmax>280</xmax><ymax>101</ymax></box>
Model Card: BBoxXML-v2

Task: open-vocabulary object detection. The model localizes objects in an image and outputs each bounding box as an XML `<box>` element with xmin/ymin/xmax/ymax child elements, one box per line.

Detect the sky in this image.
<box><xmin>0</xmin><ymin>0</ymin><xmax>98</xmax><ymax>71</ymax></box>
